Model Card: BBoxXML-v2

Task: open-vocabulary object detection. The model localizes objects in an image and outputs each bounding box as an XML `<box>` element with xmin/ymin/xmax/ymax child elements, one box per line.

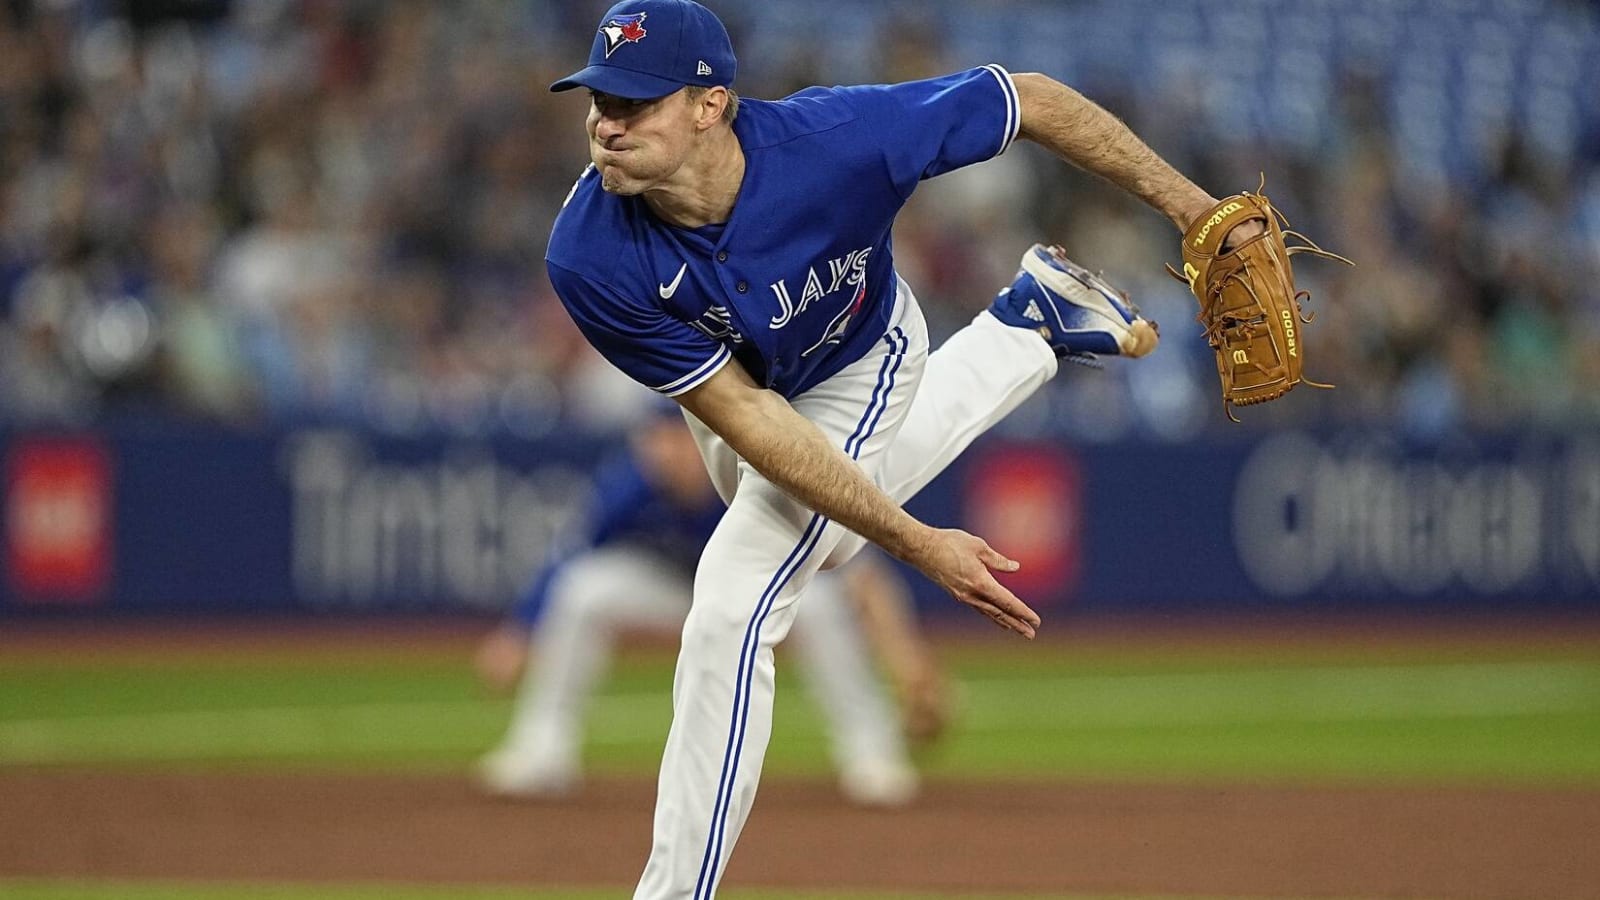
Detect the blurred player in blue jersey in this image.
<box><xmin>545</xmin><ymin>0</ymin><xmax>1228</xmax><ymax>893</ymax></box>
<box><xmin>474</xmin><ymin>409</ymin><xmax>947</xmax><ymax>808</ymax></box>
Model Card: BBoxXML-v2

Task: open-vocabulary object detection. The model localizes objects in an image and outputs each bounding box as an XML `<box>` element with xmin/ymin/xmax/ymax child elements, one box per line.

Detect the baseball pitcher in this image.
<box><xmin>543</xmin><ymin>0</ymin><xmax>1330</xmax><ymax>895</ymax></box>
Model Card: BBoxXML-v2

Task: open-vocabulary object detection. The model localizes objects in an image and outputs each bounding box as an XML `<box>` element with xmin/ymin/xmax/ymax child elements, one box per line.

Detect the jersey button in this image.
<box><xmin>716</xmin><ymin>251</ymin><xmax>729</xmax><ymax>263</ymax></box>
<box><xmin>736</xmin><ymin>281</ymin><xmax>748</xmax><ymax>293</ymax></box>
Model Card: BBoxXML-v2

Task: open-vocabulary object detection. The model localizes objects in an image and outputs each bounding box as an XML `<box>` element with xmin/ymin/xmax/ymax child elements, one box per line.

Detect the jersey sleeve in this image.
<box><xmin>547</xmin><ymin>261</ymin><xmax>731</xmax><ymax>397</ymax></box>
<box><xmin>840</xmin><ymin>65</ymin><xmax>1021</xmax><ymax>197</ymax></box>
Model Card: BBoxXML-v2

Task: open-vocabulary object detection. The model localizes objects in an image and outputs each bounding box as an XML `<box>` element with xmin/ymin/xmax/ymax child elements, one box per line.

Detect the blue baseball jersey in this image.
<box><xmin>511</xmin><ymin>451</ymin><xmax>723</xmax><ymax>626</ymax></box>
<box><xmin>546</xmin><ymin>65</ymin><xmax>1021</xmax><ymax>399</ymax></box>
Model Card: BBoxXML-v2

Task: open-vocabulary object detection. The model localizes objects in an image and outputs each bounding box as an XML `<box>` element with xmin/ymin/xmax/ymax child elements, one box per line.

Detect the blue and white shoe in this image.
<box><xmin>989</xmin><ymin>244</ymin><xmax>1159</xmax><ymax>363</ymax></box>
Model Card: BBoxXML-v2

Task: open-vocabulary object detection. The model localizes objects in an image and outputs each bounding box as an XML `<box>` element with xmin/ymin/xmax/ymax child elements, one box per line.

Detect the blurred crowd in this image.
<box><xmin>2</xmin><ymin>0</ymin><xmax>1597</xmax><ymax>441</ymax></box>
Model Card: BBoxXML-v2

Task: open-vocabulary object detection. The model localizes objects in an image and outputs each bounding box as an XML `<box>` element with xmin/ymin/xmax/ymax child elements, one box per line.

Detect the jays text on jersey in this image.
<box><xmin>546</xmin><ymin>65</ymin><xmax>1021</xmax><ymax>399</ymax></box>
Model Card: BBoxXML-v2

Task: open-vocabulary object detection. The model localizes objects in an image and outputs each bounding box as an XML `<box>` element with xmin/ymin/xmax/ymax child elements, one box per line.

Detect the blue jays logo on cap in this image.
<box><xmin>600</xmin><ymin>12</ymin><xmax>648</xmax><ymax>58</ymax></box>
<box><xmin>550</xmin><ymin>0</ymin><xmax>736</xmax><ymax>101</ymax></box>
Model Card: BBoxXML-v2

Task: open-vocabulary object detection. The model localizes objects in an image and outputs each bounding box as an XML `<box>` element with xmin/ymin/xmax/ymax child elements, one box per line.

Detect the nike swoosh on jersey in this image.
<box><xmin>659</xmin><ymin>263</ymin><xmax>688</xmax><ymax>299</ymax></box>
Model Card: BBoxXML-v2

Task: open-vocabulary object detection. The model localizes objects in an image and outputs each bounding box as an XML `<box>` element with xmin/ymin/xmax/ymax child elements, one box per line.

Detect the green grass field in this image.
<box><xmin>4</xmin><ymin>638</ymin><xmax>1597</xmax><ymax>783</ymax></box>
<box><xmin>3</xmin><ymin>630</ymin><xmax>1598</xmax><ymax>899</ymax></box>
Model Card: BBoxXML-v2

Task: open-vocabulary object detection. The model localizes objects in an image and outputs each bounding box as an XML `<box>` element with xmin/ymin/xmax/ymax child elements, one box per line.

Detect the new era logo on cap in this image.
<box><xmin>697</xmin><ymin>60</ymin><xmax>712</xmax><ymax>76</ymax></box>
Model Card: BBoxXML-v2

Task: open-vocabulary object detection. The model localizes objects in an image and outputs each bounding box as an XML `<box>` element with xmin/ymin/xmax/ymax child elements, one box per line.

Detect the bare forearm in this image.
<box><xmin>730</xmin><ymin>400</ymin><xmax>929</xmax><ymax>561</ymax></box>
<box><xmin>1013</xmin><ymin>72</ymin><xmax>1213</xmax><ymax>231</ymax></box>
<box><xmin>676</xmin><ymin>361</ymin><xmax>1038</xmax><ymax>638</ymax></box>
<box><xmin>678</xmin><ymin>367</ymin><xmax>933</xmax><ymax>566</ymax></box>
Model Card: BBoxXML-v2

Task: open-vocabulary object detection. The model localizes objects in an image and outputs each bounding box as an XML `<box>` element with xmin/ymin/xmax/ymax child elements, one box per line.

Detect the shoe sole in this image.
<box><xmin>1020</xmin><ymin>246</ymin><xmax>1159</xmax><ymax>358</ymax></box>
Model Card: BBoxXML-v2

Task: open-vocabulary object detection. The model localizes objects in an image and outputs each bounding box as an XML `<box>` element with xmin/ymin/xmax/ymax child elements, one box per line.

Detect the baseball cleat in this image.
<box><xmin>838</xmin><ymin>758</ymin><xmax>919</xmax><ymax>809</ymax></box>
<box><xmin>476</xmin><ymin>745</ymin><xmax>579</xmax><ymax>799</ymax></box>
<box><xmin>989</xmin><ymin>244</ymin><xmax>1159</xmax><ymax>363</ymax></box>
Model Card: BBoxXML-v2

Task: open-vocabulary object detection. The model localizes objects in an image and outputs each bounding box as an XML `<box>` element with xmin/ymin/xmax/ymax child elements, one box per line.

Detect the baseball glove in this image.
<box><xmin>1167</xmin><ymin>178</ymin><xmax>1352</xmax><ymax>421</ymax></box>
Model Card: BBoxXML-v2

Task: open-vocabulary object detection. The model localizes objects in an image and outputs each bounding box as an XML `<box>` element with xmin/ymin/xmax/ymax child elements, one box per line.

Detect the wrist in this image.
<box><xmin>886</xmin><ymin>520</ymin><xmax>939</xmax><ymax>569</ymax></box>
<box><xmin>1171</xmin><ymin>192</ymin><xmax>1218</xmax><ymax>232</ymax></box>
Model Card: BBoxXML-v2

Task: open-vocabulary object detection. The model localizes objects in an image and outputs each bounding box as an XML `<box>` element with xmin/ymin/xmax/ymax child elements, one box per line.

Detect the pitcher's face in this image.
<box><xmin>586</xmin><ymin>89</ymin><xmax>698</xmax><ymax>195</ymax></box>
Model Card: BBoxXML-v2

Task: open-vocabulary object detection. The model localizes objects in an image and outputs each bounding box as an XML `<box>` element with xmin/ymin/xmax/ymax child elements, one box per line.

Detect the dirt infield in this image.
<box><xmin>2</xmin><ymin>769</ymin><xmax>1597</xmax><ymax>898</ymax></box>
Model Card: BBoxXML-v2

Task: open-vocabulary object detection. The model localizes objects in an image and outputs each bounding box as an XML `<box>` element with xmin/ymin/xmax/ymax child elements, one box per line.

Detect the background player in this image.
<box><xmin>545</xmin><ymin>0</ymin><xmax>1215</xmax><ymax>894</ymax></box>
<box><xmin>474</xmin><ymin>408</ymin><xmax>948</xmax><ymax>807</ymax></box>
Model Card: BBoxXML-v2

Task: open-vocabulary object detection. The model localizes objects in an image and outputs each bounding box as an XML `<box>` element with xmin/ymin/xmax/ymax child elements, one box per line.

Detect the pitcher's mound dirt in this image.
<box><xmin>1</xmin><ymin>770</ymin><xmax>1595</xmax><ymax>898</ymax></box>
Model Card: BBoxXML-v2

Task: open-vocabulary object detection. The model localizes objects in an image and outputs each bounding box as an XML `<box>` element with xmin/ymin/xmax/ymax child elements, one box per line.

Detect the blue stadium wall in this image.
<box><xmin>2</xmin><ymin>425</ymin><xmax>1597</xmax><ymax>617</ymax></box>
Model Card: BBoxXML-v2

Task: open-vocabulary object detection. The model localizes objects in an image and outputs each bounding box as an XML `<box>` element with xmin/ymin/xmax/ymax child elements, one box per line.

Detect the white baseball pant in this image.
<box><xmin>636</xmin><ymin>279</ymin><xmax>1058</xmax><ymax>899</ymax></box>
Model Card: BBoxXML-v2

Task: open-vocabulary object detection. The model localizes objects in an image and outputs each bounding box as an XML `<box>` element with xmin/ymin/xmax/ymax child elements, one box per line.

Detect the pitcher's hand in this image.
<box><xmin>910</xmin><ymin>528</ymin><xmax>1039</xmax><ymax>639</ymax></box>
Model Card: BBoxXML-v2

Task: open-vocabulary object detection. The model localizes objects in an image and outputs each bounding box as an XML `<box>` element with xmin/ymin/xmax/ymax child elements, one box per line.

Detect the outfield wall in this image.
<box><xmin>3</xmin><ymin>425</ymin><xmax>1597</xmax><ymax>617</ymax></box>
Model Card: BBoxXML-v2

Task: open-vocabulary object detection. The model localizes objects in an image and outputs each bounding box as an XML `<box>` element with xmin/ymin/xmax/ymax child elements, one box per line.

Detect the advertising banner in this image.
<box><xmin>3</xmin><ymin>436</ymin><xmax>113</xmax><ymax>605</ymax></box>
<box><xmin>2</xmin><ymin>426</ymin><xmax>1596</xmax><ymax>616</ymax></box>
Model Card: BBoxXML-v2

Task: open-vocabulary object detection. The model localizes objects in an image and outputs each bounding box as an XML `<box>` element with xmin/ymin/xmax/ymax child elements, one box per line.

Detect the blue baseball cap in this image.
<box><xmin>550</xmin><ymin>0</ymin><xmax>736</xmax><ymax>100</ymax></box>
